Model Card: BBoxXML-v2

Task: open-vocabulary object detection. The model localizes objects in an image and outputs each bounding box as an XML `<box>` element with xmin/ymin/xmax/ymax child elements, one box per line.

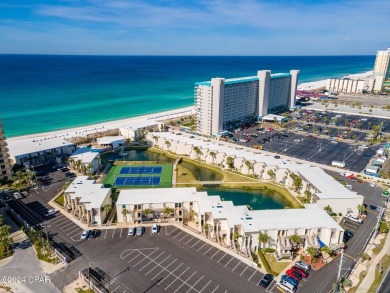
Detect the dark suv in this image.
<box><xmin>259</xmin><ymin>274</ymin><xmax>274</xmax><ymax>288</ymax></box>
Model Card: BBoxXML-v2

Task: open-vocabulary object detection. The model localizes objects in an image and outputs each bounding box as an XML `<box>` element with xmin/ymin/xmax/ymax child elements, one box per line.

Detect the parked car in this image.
<box><xmin>128</xmin><ymin>227</ymin><xmax>136</xmax><ymax>236</ymax></box>
<box><xmin>278</xmin><ymin>280</ymin><xmax>297</xmax><ymax>293</ymax></box>
<box><xmin>152</xmin><ymin>224</ymin><xmax>159</xmax><ymax>234</ymax></box>
<box><xmin>295</xmin><ymin>260</ymin><xmax>311</xmax><ymax>271</ymax></box>
<box><xmin>90</xmin><ymin>229</ymin><xmax>101</xmax><ymax>238</ymax></box>
<box><xmin>44</xmin><ymin>209</ymin><xmax>57</xmax><ymax>217</ymax></box>
<box><xmin>344</xmin><ymin>229</ymin><xmax>354</xmax><ymax>238</ymax></box>
<box><xmin>136</xmin><ymin>226</ymin><xmax>145</xmax><ymax>236</ymax></box>
<box><xmin>370</xmin><ymin>182</ymin><xmax>377</xmax><ymax>187</ymax></box>
<box><xmin>259</xmin><ymin>274</ymin><xmax>274</xmax><ymax>288</ymax></box>
<box><xmin>291</xmin><ymin>266</ymin><xmax>309</xmax><ymax>278</ymax></box>
<box><xmin>286</xmin><ymin>269</ymin><xmax>302</xmax><ymax>281</ymax></box>
<box><xmin>345</xmin><ymin>213</ymin><xmax>363</xmax><ymax>224</ymax></box>
<box><xmin>13</xmin><ymin>192</ymin><xmax>22</xmax><ymax>199</ymax></box>
<box><xmin>281</xmin><ymin>274</ymin><xmax>299</xmax><ymax>287</ymax></box>
<box><xmin>81</xmin><ymin>230</ymin><xmax>90</xmax><ymax>240</ymax></box>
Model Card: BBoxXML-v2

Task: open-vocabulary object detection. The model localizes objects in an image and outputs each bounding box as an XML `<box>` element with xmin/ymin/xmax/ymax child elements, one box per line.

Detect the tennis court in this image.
<box><xmin>114</xmin><ymin>176</ymin><xmax>161</xmax><ymax>187</ymax></box>
<box><xmin>119</xmin><ymin>166</ymin><xmax>162</xmax><ymax>175</ymax></box>
<box><xmin>103</xmin><ymin>163</ymin><xmax>173</xmax><ymax>188</ymax></box>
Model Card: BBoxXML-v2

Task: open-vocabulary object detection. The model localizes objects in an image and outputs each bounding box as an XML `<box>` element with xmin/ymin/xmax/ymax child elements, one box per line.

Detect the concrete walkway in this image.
<box><xmin>356</xmin><ymin>232</ymin><xmax>390</xmax><ymax>292</ymax></box>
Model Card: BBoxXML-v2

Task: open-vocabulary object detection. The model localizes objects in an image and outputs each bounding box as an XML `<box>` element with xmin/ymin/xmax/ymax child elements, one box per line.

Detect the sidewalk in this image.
<box><xmin>356</xmin><ymin>230</ymin><xmax>390</xmax><ymax>292</ymax></box>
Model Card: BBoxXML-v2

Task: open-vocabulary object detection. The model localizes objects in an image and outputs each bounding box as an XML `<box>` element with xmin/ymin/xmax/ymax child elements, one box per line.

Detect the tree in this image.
<box><xmin>323</xmin><ymin>116</ymin><xmax>328</xmax><ymax>124</ymax></box>
<box><xmin>258</xmin><ymin>233</ymin><xmax>269</xmax><ymax>251</ymax></box>
<box><xmin>306</xmin><ymin>247</ymin><xmax>318</xmax><ymax>261</ymax></box>
<box><xmin>103</xmin><ymin>204</ymin><xmax>112</xmax><ymax>216</ymax></box>
<box><xmin>163</xmin><ymin>207</ymin><xmax>174</xmax><ymax>220</ymax></box>
<box><xmin>367</xmin><ymin>122</ymin><xmax>372</xmax><ymax>130</ymax></box>
<box><xmin>233</xmin><ymin>233</ymin><xmax>241</xmax><ymax>242</ymax></box>
<box><xmin>320</xmin><ymin>246</ymin><xmax>333</xmax><ymax>257</ymax></box>
<box><xmin>357</xmin><ymin>204</ymin><xmax>366</xmax><ymax>216</ymax></box>
<box><xmin>245</xmin><ymin>160</ymin><xmax>253</xmax><ymax>172</ymax></box>
<box><xmin>379</xmin><ymin>221</ymin><xmax>390</xmax><ymax>234</ymax></box>
<box><xmin>290</xmin><ymin>173</ymin><xmax>303</xmax><ymax>192</ymax></box>
<box><xmin>164</xmin><ymin>141</ymin><xmax>171</xmax><ymax>151</ymax></box>
<box><xmin>203</xmin><ymin>223</ymin><xmax>211</xmax><ymax>237</ymax></box>
<box><xmin>121</xmin><ymin>208</ymin><xmax>128</xmax><ymax>222</ymax></box>
<box><xmin>143</xmin><ymin>208</ymin><xmax>153</xmax><ymax>219</ymax></box>
<box><xmin>209</xmin><ymin>151</ymin><xmax>216</xmax><ymax>164</ymax></box>
<box><xmin>359</xmin><ymin>252</ymin><xmax>371</xmax><ymax>263</ymax></box>
<box><xmin>226</xmin><ymin>157</ymin><xmax>234</xmax><ymax>169</ymax></box>
<box><xmin>267</xmin><ymin>170</ymin><xmax>276</xmax><ymax>179</ymax></box>
<box><xmin>192</xmin><ymin>147</ymin><xmax>203</xmax><ymax>160</ymax></box>
<box><xmin>189</xmin><ymin>209</ymin><xmax>198</xmax><ymax>222</ymax></box>
<box><xmin>289</xmin><ymin>234</ymin><xmax>302</xmax><ymax>252</ymax></box>
<box><xmin>152</xmin><ymin>136</ymin><xmax>159</xmax><ymax>145</ymax></box>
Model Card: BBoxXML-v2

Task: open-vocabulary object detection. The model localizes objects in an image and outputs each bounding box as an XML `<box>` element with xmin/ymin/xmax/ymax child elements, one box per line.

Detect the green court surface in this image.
<box><xmin>103</xmin><ymin>164</ymin><xmax>173</xmax><ymax>188</ymax></box>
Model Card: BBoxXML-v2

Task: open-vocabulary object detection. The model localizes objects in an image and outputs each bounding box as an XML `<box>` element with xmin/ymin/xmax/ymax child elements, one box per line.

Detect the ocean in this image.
<box><xmin>0</xmin><ymin>55</ymin><xmax>375</xmax><ymax>138</ymax></box>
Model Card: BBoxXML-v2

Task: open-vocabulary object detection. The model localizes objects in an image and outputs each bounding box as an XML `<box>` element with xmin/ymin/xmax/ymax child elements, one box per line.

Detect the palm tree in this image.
<box><xmin>367</xmin><ymin>122</ymin><xmax>372</xmax><ymax>130</ymax></box>
<box><xmin>163</xmin><ymin>207</ymin><xmax>173</xmax><ymax>220</ymax></box>
<box><xmin>245</xmin><ymin>160</ymin><xmax>253</xmax><ymax>172</ymax></box>
<box><xmin>192</xmin><ymin>147</ymin><xmax>202</xmax><ymax>160</ymax></box>
<box><xmin>267</xmin><ymin>170</ymin><xmax>276</xmax><ymax>179</ymax></box>
<box><xmin>152</xmin><ymin>136</ymin><xmax>159</xmax><ymax>145</ymax></box>
<box><xmin>289</xmin><ymin>234</ymin><xmax>302</xmax><ymax>252</ymax></box>
<box><xmin>189</xmin><ymin>209</ymin><xmax>198</xmax><ymax>222</ymax></box>
<box><xmin>226</xmin><ymin>157</ymin><xmax>234</xmax><ymax>169</ymax></box>
<box><xmin>164</xmin><ymin>141</ymin><xmax>171</xmax><ymax>151</ymax></box>
<box><xmin>258</xmin><ymin>233</ymin><xmax>269</xmax><ymax>251</ymax></box>
<box><xmin>306</xmin><ymin>247</ymin><xmax>317</xmax><ymax>261</ymax></box>
<box><xmin>357</xmin><ymin>204</ymin><xmax>366</xmax><ymax>216</ymax></box>
<box><xmin>121</xmin><ymin>208</ymin><xmax>128</xmax><ymax>223</ymax></box>
<box><xmin>320</xmin><ymin>246</ymin><xmax>333</xmax><ymax>258</ymax></box>
<box><xmin>203</xmin><ymin>223</ymin><xmax>211</xmax><ymax>237</ymax></box>
<box><xmin>143</xmin><ymin>208</ymin><xmax>153</xmax><ymax>219</ymax></box>
<box><xmin>209</xmin><ymin>151</ymin><xmax>216</xmax><ymax>164</ymax></box>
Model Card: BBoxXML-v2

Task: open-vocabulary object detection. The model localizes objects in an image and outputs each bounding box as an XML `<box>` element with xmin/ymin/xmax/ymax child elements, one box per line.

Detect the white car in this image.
<box><xmin>360</xmin><ymin>118</ymin><xmax>368</xmax><ymax>121</ymax></box>
<box><xmin>370</xmin><ymin>182</ymin><xmax>376</xmax><ymax>187</ymax></box>
<box><xmin>330</xmin><ymin>140</ymin><xmax>338</xmax><ymax>144</ymax></box>
<box><xmin>345</xmin><ymin>185</ymin><xmax>353</xmax><ymax>190</ymax></box>
<box><xmin>81</xmin><ymin>230</ymin><xmax>90</xmax><ymax>240</ymax></box>
<box><xmin>44</xmin><ymin>209</ymin><xmax>57</xmax><ymax>217</ymax></box>
<box><xmin>346</xmin><ymin>214</ymin><xmax>363</xmax><ymax>224</ymax></box>
<box><xmin>152</xmin><ymin>224</ymin><xmax>159</xmax><ymax>234</ymax></box>
<box><xmin>294</xmin><ymin>139</ymin><xmax>301</xmax><ymax>142</ymax></box>
<box><xmin>13</xmin><ymin>192</ymin><xmax>22</xmax><ymax>199</ymax></box>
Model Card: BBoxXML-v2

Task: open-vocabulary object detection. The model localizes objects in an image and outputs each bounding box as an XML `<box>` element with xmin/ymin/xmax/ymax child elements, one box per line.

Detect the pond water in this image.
<box><xmin>203</xmin><ymin>187</ymin><xmax>290</xmax><ymax>210</ymax></box>
<box><xmin>107</xmin><ymin>149</ymin><xmax>288</xmax><ymax>209</ymax></box>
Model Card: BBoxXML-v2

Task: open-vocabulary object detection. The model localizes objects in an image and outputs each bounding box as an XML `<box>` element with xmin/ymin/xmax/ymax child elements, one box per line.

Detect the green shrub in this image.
<box><xmin>258</xmin><ymin>250</ymin><xmax>278</xmax><ymax>276</ymax></box>
<box><xmin>265</xmin><ymin>248</ymin><xmax>276</xmax><ymax>253</ymax></box>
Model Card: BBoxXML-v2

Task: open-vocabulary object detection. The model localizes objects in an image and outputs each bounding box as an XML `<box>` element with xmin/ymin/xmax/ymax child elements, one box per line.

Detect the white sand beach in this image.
<box><xmin>7</xmin><ymin>106</ymin><xmax>195</xmax><ymax>144</ymax></box>
<box><xmin>298</xmin><ymin>70</ymin><xmax>373</xmax><ymax>91</ymax></box>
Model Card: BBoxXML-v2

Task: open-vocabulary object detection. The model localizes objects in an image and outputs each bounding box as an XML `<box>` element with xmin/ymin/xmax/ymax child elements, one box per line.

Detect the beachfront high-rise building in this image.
<box><xmin>373</xmin><ymin>48</ymin><xmax>390</xmax><ymax>91</ymax></box>
<box><xmin>194</xmin><ymin>70</ymin><xmax>299</xmax><ymax>136</ymax></box>
<box><xmin>0</xmin><ymin>119</ymin><xmax>12</xmax><ymax>182</ymax></box>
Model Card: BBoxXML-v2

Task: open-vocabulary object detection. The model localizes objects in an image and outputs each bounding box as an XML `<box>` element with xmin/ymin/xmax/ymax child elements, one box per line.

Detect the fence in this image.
<box><xmin>5</xmin><ymin>205</ymin><xmax>35</xmax><ymax>232</ymax></box>
<box><xmin>79</xmin><ymin>271</ymin><xmax>105</xmax><ymax>293</ymax></box>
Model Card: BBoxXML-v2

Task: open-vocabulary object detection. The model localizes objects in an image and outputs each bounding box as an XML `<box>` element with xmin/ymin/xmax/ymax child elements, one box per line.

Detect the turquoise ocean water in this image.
<box><xmin>0</xmin><ymin>55</ymin><xmax>375</xmax><ymax>138</ymax></box>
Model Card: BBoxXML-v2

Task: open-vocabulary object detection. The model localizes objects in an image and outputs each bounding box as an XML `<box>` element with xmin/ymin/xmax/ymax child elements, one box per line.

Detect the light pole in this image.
<box><xmin>88</xmin><ymin>262</ymin><xmax>92</xmax><ymax>293</ymax></box>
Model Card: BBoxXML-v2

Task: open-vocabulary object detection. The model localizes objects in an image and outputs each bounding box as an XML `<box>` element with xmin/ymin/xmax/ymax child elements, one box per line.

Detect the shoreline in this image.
<box><xmin>6</xmin><ymin>70</ymin><xmax>373</xmax><ymax>142</ymax></box>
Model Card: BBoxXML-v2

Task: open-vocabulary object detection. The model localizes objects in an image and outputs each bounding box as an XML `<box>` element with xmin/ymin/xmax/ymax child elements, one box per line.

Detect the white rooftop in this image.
<box><xmin>65</xmin><ymin>176</ymin><xmax>110</xmax><ymax>210</ymax></box>
<box><xmin>97</xmin><ymin>136</ymin><xmax>124</xmax><ymax>144</ymax></box>
<box><xmin>7</xmin><ymin>136</ymin><xmax>75</xmax><ymax>158</ymax></box>
<box><xmin>116</xmin><ymin>187</ymin><xmax>343</xmax><ymax>233</ymax></box>
<box><xmin>152</xmin><ymin>132</ymin><xmax>363</xmax><ymax>200</ymax></box>
<box><xmin>70</xmin><ymin>148</ymin><xmax>100</xmax><ymax>164</ymax></box>
<box><xmin>121</xmin><ymin>120</ymin><xmax>160</xmax><ymax>130</ymax></box>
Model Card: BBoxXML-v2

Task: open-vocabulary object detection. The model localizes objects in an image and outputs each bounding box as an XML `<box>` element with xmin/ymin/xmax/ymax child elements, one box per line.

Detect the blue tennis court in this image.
<box><xmin>119</xmin><ymin>166</ymin><xmax>162</xmax><ymax>175</ymax></box>
<box><xmin>114</xmin><ymin>176</ymin><xmax>161</xmax><ymax>186</ymax></box>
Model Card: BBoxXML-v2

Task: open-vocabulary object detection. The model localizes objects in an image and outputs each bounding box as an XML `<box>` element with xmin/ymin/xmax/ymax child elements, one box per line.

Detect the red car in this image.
<box><xmin>286</xmin><ymin>269</ymin><xmax>302</xmax><ymax>281</ymax></box>
<box><xmin>292</xmin><ymin>266</ymin><xmax>309</xmax><ymax>278</ymax></box>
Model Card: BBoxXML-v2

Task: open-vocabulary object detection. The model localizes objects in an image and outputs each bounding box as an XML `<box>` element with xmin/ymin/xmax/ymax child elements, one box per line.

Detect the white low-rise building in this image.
<box><xmin>96</xmin><ymin>136</ymin><xmax>124</xmax><ymax>149</ymax></box>
<box><xmin>7</xmin><ymin>136</ymin><xmax>76</xmax><ymax>167</ymax></box>
<box><xmin>69</xmin><ymin>147</ymin><xmax>101</xmax><ymax>173</ymax></box>
<box><xmin>147</xmin><ymin>132</ymin><xmax>364</xmax><ymax>215</ymax></box>
<box><xmin>64</xmin><ymin>176</ymin><xmax>112</xmax><ymax>225</ymax></box>
<box><xmin>119</xmin><ymin>120</ymin><xmax>165</xmax><ymax>141</ymax></box>
<box><xmin>116</xmin><ymin>187</ymin><xmax>344</xmax><ymax>256</ymax></box>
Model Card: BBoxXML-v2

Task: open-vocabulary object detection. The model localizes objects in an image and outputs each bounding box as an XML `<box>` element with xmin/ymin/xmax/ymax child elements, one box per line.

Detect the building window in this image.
<box><xmin>122</xmin><ymin>205</ymin><xmax>126</xmax><ymax>209</ymax></box>
<box><xmin>175</xmin><ymin>203</ymin><xmax>182</xmax><ymax>208</ymax></box>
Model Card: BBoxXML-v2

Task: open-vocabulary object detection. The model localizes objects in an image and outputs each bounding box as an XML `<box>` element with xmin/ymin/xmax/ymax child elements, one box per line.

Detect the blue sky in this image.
<box><xmin>0</xmin><ymin>0</ymin><xmax>389</xmax><ymax>55</ymax></box>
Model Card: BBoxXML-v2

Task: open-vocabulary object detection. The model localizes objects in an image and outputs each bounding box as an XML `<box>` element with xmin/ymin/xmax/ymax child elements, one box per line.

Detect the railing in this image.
<box><xmin>5</xmin><ymin>205</ymin><xmax>34</xmax><ymax>232</ymax></box>
<box><xmin>79</xmin><ymin>271</ymin><xmax>105</xmax><ymax>293</ymax></box>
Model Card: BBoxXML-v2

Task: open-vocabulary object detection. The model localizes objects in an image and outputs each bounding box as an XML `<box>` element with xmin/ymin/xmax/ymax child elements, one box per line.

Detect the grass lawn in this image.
<box><xmin>264</xmin><ymin>253</ymin><xmax>291</xmax><ymax>274</ymax></box>
<box><xmin>369</xmin><ymin>254</ymin><xmax>390</xmax><ymax>292</ymax></box>
<box><xmin>54</xmin><ymin>194</ymin><xmax>64</xmax><ymax>206</ymax></box>
<box><xmin>103</xmin><ymin>163</ymin><xmax>173</xmax><ymax>188</ymax></box>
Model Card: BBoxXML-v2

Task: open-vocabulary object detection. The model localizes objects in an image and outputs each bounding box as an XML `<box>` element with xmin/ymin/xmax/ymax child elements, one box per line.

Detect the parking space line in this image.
<box><xmin>119</xmin><ymin>228</ymin><xmax>123</xmax><ymax>238</ymax></box>
<box><xmin>50</xmin><ymin>217</ymin><xmax>67</xmax><ymax>225</ymax></box>
<box><xmin>248</xmin><ymin>270</ymin><xmax>257</xmax><ymax>281</ymax></box>
<box><xmin>187</xmin><ymin>275</ymin><xmax>204</xmax><ymax>293</ymax></box>
<box><xmin>57</xmin><ymin>221</ymin><xmax>74</xmax><ymax>229</ymax></box>
<box><xmin>157</xmin><ymin>262</ymin><xmax>183</xmax><ymax>285</ymax></box>
<box><xmin>144</xmin><ymin>255</ymin><xmax>173</xmax><ymax>276</ymax></box>
<box><xmin>191</xmin><ymin>239</ymin><xmax>201</xmax><ymax>248</ymax></box>
<box><xmin>148</xmin><ymin>255</ymin><xmax>171</xmax><ymax>277</ymax></box>
<box><xmin>224</xmin><ymin>256</ymin><xmax>235</xmax><ymax>267</ymax></box>
<box><xmin>197</xmin><ymin>243</ymin><xmax>207</xmax><ymax>251</ymax></box>
<box><xmin>112</xmin><ymin>229</ymin><xmax>115</xmax><ymax>238</ymax></box>
<box><xmin>173</xmin><ymin>231</ymin><xmax>184</xmax><ymax>238</ymax></box>
<box><xmin>150</xmin><ymin>256</ymin><xmax>175</xmax><ymax>280</ymax></box>
<box><xmin>173</xmin><ymin>271</ymin><xmax>197</xmax><ymax>293</ymax></box>
<box><xmin>232</xmin><ymin>261</ymin><xmax>241</xmax><ymax>271</ymax></box>
<box><xmin>210</xmin><ymin>250</ymin><xmax>220</xmax><ymax>259</ymax></box>
<box><xmin>104</xmin><ymin>229</ymin><xmax>108</xmax><ymax>239</ymax></box>
<box><xmin>217</xmin><ymin>253</ymin><xmax>227</xmax><ymax>263</ymax></box>
<box><xmin>211</xmin><ymin>285</ymin><xmax>219</xmax><ymax>293</ymax></box>
<box><xmin>240</xmin><ymin>266</ymin><xmax>248</xmax><ymax>276</ymax></box>
<box><xmin>185</xmin><ymin>237</ymin><xmax>194</xmax><ymax>245</ymax></box>
<box><xmin>164</xmin><ymin>267</ymin><xmax>189</xmax><ymax>290</ymax></box>
<box><xmin>151</xmin><ymin>259</ymin><xmax>177</xmax><ymax>277</ymax></box>
<box><xmin>62</xmin><ymin>225</ymin><xmax>79</xmax><ymax>233</ymax></box>
<box><xmin>121</xmin><ymin>250</ymin><xmax>136</xmax><ymax>259</ymax></box>
<box><xmin>127</xmin><ymin>253</ymin><xmax>143</xmax><ymax>263</ymax></box>
<box><xmin>67</xmin><ymin>229</ymin><xmax>83</xmax><ymax>236</ymax></box>
<box><xmin>179</xmin><ymin>234</ymin><xmax>189</xmax><ymax>242</ymax></box>
<box><xmin>135</xmin><ymin>251</ymin><xmax>164</xmax><ymax>268</ymax></box>
<box><xmin>199</xmin><ymin>280</ymin><xmax>211</xmax><ymax>293</ymax></box>
<box><xmin>203</xmin><ymin>246</ymin><xmax>213</xmax><ymax>255</ymax></box>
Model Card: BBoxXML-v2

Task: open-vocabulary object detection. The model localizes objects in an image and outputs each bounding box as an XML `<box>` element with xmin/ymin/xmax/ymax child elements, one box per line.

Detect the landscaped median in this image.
<box><xmin>258</xmin><ymin>250</ymin><xmax>279</xmax><ymax>277</ymax></box>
